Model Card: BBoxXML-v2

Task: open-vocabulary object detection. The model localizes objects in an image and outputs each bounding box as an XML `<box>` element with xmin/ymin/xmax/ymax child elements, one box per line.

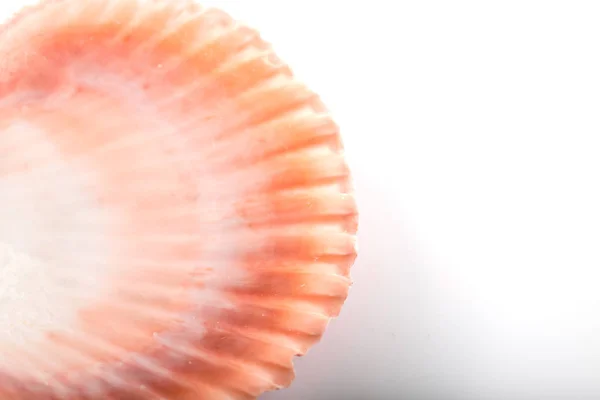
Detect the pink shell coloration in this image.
<box><xmin>0</xmin><ymin>0</ymin><xmax>357</xmax><ymax>398</ymax></box>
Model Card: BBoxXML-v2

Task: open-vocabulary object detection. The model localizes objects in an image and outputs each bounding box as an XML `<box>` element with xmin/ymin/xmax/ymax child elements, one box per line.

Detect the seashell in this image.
<box><xmin>0</xmin><ymin>0</ymin><xmax>357</xmax><ymax>398</ymax></box>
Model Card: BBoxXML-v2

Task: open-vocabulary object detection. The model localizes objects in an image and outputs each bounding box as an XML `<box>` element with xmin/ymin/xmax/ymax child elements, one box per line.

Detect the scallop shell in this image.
<box><xmin>0</xmin><ymin>0</ymin><xmax>357</xmax><ymax>398</ymax></box>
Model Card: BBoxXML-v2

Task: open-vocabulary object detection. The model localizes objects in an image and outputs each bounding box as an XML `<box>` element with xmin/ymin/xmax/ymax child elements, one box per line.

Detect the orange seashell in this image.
<box><xmin>0</xmin><ymin>0</ymin><xmax>357</xmax><ymax>398</ymax></box>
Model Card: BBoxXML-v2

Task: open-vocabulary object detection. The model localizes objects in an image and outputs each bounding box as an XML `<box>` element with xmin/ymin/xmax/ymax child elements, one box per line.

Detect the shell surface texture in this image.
<box><xmin>0</xmin><ymin>0</ymin><xmax>357</xmax><ymax>398</ymax></box>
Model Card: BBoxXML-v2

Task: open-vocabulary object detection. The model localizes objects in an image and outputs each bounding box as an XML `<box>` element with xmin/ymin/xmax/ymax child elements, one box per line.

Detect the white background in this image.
<box><xmin>3</xmin><ymin>1</ymin><xmax>600</xmax><ymax>399</ymax></box>
<box><xmin>223</xmin><ymin>2</ymin><xmax>600</xmax><ymax>399</ymax></box>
